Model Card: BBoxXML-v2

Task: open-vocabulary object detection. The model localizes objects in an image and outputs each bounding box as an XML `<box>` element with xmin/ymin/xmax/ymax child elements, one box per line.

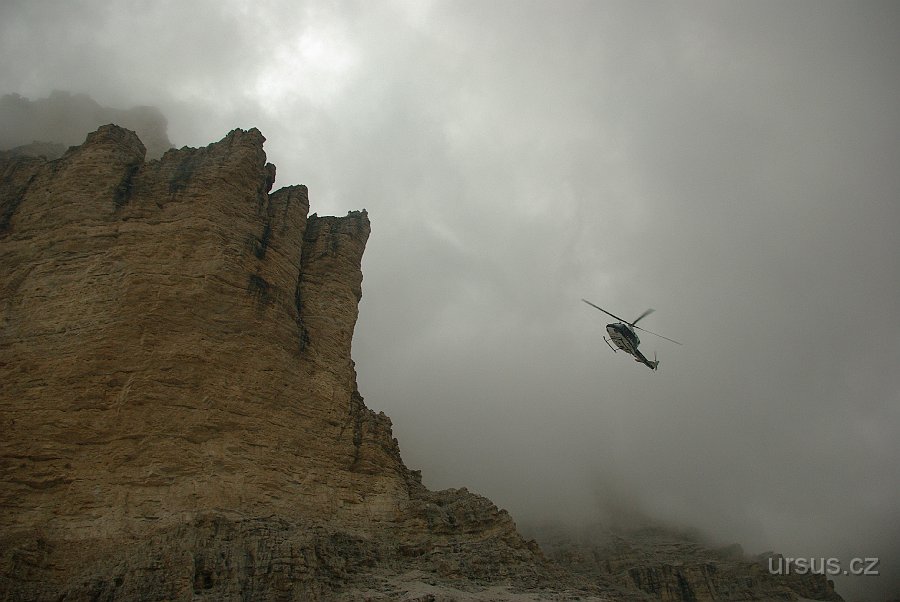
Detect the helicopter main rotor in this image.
<box><xmin>581</xmin><ymin>299</ymin><xmax>682</xmax><ymax>345</ymax></box>
<box><xmin>631</xmin><ymin>308</ymin><xmax>655</xmax><ymax>326</ymax></box>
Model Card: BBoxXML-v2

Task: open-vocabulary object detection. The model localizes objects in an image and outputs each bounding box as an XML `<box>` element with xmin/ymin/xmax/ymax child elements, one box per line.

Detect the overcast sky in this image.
<box><xmin>2</xmin><ymin>1</ymin><xmax>898</xmax><ymax>599</ymax></box>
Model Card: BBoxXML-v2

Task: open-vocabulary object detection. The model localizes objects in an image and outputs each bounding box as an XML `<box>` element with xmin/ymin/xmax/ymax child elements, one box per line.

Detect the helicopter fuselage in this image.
<box><xmin>606</xmin><ymin>322</ymin><xmax>640</xmax><ymax>353</ymax></box>
<box><xmin>605</xmin><ymin>322</ymin><xmax>657</xmax><ymax>370</ymax></box>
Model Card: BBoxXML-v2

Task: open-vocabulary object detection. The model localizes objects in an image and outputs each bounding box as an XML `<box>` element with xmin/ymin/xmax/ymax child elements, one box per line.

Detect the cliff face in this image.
<box><xmin>0</xmin><ymin>125</ymin><xmax>540</xmax><ymax>600</ymax></box>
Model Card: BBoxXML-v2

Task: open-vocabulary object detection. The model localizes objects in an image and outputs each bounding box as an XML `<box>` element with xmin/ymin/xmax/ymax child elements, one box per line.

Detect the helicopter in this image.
<box><xmin>581</xmin><ymin>299</ymin><xmax>681</xmax><ymax>371</ymax></box>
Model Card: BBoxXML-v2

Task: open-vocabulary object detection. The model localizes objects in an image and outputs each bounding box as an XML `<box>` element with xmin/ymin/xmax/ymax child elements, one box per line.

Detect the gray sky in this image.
<box><xmin>3</xmin><ymin>1</ymin><xmax>898</xmax><ymax>599</ymax></box>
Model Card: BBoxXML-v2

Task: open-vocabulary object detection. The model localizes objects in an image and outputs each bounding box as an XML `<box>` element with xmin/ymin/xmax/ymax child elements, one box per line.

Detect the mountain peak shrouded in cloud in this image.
<box><xmin>0</xmin><ymin>91</ymin><xmax>173</xmax><ymax>158</ymax></box>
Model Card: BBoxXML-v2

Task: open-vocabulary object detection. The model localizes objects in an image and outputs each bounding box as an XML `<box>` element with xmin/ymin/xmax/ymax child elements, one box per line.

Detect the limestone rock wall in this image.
<box><xmin>0</xmin><ymin>125</ymin><xmax>541</xmax><ymax>599</ymax></box>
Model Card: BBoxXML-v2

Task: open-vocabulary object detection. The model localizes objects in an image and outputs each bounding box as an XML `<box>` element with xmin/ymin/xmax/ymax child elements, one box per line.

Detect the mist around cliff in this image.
<box><xmin>3</xmin><ymin>1</ymin><xmax>899</xmax><ymax>600</ymax></box>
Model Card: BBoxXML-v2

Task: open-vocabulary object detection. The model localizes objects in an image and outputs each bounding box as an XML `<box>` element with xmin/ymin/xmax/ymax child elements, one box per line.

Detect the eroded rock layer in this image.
<box><xmin>0</xmin><ymin>126</ymin><xmax>541</xmax><ymax>599</ymax></box>
<box><xmin>532</xmin><ymin>523</ymin><xmax>844</xmax><ymax>602</ymax></box>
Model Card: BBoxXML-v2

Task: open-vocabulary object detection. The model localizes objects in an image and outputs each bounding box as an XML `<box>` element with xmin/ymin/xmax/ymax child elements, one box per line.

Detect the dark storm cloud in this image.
<box><xmin>3</xmin><ymin>1</ymin><xmax>898</xmax><ymax>598</ymax></box>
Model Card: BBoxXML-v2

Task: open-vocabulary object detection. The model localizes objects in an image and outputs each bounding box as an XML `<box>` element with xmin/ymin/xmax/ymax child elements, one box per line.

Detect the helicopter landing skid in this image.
<box><xmin>603</xmin><ymin>337</ymin><xmax>617</xmax><ymax>352</ymax></box>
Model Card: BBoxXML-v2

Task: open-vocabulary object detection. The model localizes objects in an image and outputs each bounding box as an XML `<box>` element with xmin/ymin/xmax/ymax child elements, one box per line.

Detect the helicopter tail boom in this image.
<box><xmin>634</xmin><ymin>349</ymin><xmax>659</xmax><ymax>371</ymax></box>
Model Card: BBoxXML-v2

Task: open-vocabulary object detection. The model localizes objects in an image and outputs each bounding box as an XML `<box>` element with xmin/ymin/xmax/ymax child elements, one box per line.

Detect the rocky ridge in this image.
<box><xmin>530</xmin><ymin>523</ymin><xmax>844</xmax><ymax>602</ymax></box>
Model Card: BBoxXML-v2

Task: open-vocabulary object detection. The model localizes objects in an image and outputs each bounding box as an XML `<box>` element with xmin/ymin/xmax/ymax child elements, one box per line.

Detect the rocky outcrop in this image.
<box><xmin>531</xmin><ymin>523</ymin><xmax>844</xmax><ymax>602</ymax></box>
<box><xmin>0</xmin><ymin>125</ymin><xmax>546</xmax><ymax>599</ymax></box>
<box><xmin>0</xmin><ymin>91</ymin><xmax>173</xmax><ymax>159</ymax></box>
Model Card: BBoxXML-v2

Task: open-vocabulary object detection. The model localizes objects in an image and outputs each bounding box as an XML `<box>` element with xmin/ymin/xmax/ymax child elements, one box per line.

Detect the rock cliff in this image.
<box><xmin>0</xmin><ymin>125</ymin><xmax>545</xmax><ymax>600</ymax></box>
